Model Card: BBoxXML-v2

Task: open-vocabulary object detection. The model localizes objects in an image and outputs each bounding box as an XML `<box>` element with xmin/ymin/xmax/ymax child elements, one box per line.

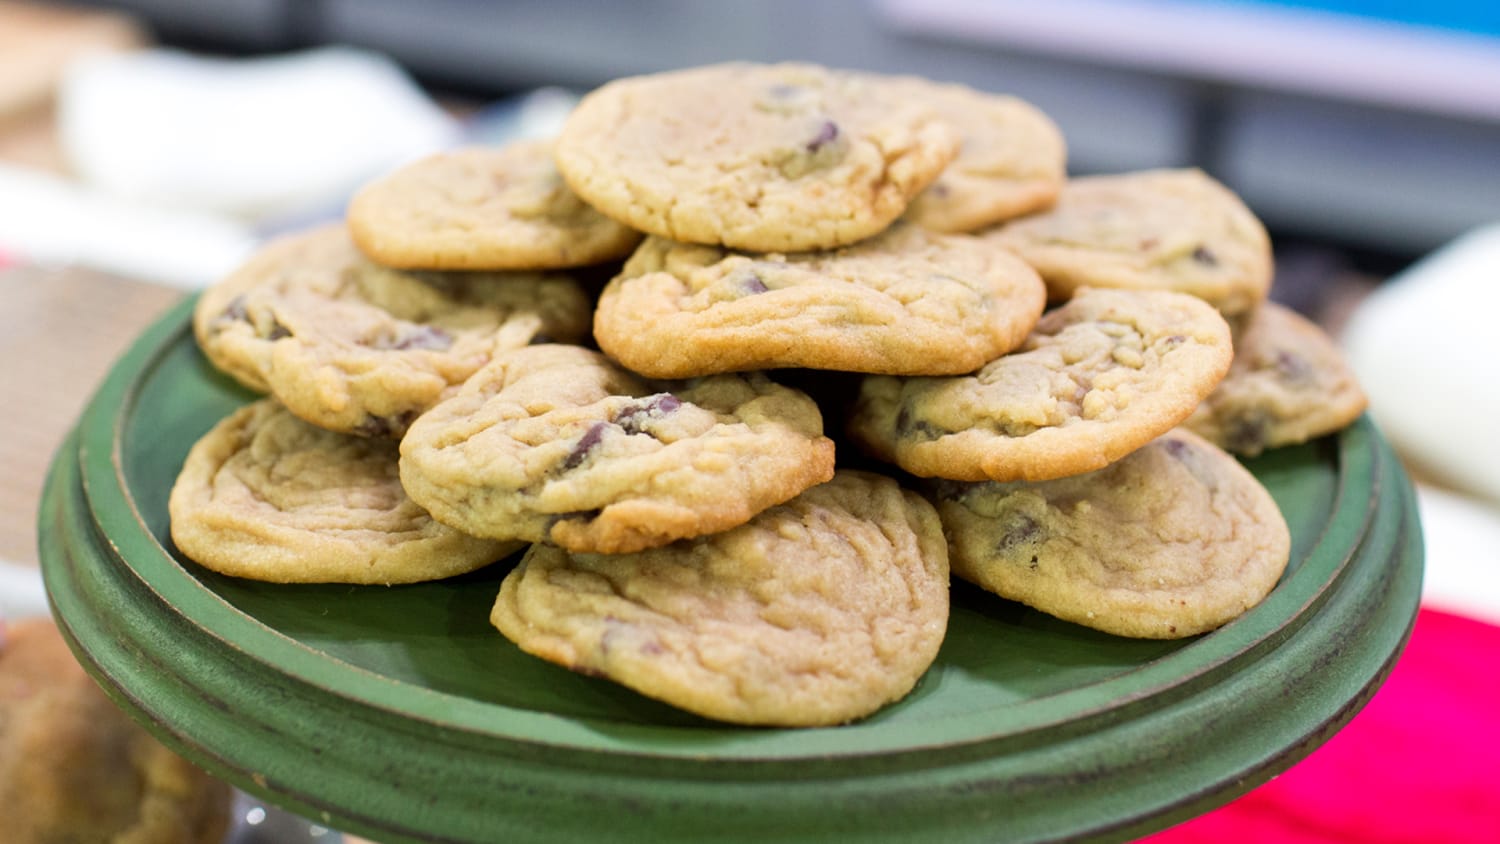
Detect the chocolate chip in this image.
<box><xmin>1226</xmin><ymin>414</ymin><xmax>1269</xmax><ymax>456</ymax></box>
<box><xmin>561</xmin><ymin>422</ymin><xmax>608</xmax><ymax>470</ymax></box>
<box><xmin>925</xmin><ymin>479</ymin><xmax>968</xmax><ymax>502</ymax></box>
<box><xmin>806</xmin><ymin>120</ymin><xmax>840</xmax><ymax>153</ymax></box>
<box><xmin>390</xmin><ymin>325</ymin><xmax>454</xmax><ymax>351</ymax></box>
<box><xmin>1273</xmin><ymin>350</ymin><xmax>1313</xmax><ymax>383</ymax></box>
<box><xmin>352</xmin><ymin>410</ymin><xmax>416</xmax><ymax>439</ymax></box>
<box><xmin>615</xmin><ymin>393</ymin><xmax>682</xmax><ymax>435</ymax></box>
<box><xmin>1165</xmin><ymin>335</ymin><xmax>1186</xmax><ymax>346</ymax></box>
<box><xmin>220</xmin><ymin>295</ymin><xmax>249</xmax><ymax>323</ymax></box>
<box><xmin>1163</xmin><ymin>434</ymin><xmax>1223</xmax><ymax>486</ymax></box>
<box><xmin>896</xmin><ymin>408</ymin><xmax>944</xmax><ymax>440</ymax></box>
<box><xmin>1191</xmin><ymin>245</ymin><xmax>1219</xmax><ymax>266</ymax></box>
<box><xmin>997</xmin><ymin>512</ymin><xmax>1044</xmax><ymax>555</ymax></box>
<box><xmin>741</xmin><ymin>274</ymin><xmax>769</xmax><ymax>294</ymax></box>
<box><xmin>265</xmin><ymin>320</ymin><xmax>292</xmax><ymax>341</ymax></box>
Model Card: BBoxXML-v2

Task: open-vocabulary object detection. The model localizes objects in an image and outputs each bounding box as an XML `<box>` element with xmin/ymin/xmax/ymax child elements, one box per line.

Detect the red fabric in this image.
<box><xmin>1144</xmin><ymin>607</ymin><xmax>1500</xmax><ymax>843</ymax></box>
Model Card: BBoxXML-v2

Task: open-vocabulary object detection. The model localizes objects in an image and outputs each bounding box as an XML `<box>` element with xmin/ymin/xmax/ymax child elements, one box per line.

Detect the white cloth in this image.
<box><xmin>58</xmin><ymin>46</ymin><xmax>459</xmax><ymax>224</ymax></box>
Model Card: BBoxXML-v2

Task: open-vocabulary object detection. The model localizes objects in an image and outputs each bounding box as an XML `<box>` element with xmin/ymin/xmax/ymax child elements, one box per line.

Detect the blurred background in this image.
<box><xmin>2</xmin><ymin>1</ymin><xmax>1498</xmax><ymax>842</ymax></box>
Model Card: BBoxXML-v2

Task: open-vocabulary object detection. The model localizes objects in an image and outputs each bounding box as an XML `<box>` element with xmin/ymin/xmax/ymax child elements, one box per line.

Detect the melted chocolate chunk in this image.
<box><xmin>1272</xmin><ymin>350</ymin><xmax>1313</xmax><ymax>384</ymax></box>
<box><xmin>561</xmin><ymin>422</ymin><xmax>608</xmax><ymax>470</ymax></box>
<box><xmin>615</xmin><ymin>393</ymin><xmax>682</xmax><ymax>435</ymax></box>
<box><xmin>997</xmin><ymin>512</ymin><xmax>1043</xmax><ymax>553</ymax></box>
<box><xmin>352</xmin><ymin>410</ymin><xmax>417</xmax><ymax>439</ymax></box>
<box><xmin>220</xmin><ymin>295</ymin><xmax>249</xmax><ymax>323</ymax></box>
<box><xmin>895</xmin><ymin>408</ymin><xmax>944</xmax><ymax>440</ymax></box>
<box><xmin>1226</xmin><ymin>414</ymin><xmax>1269</xmax><ymax>456</ymax></box>
<box><xmin>388</xmin><ymin>325</ymin><xmax>454</xmax><ymax>352</ymax></box>
<box><xmin>806</xmin><ymin>120</ymin><xmax>840</xmax><ymax>153</ymax></box>
<box><xmin>1163</xmin><ymin>434</ymin><xmax>1221</xmax><ymax>488</ymax></box>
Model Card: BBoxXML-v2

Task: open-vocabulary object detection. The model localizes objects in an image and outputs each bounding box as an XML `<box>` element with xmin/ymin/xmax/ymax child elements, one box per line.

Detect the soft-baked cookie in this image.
<box><xmin>987</xmin><ymin>168</ymin><xmax>1273</xmax><ymax>315</ymax></box>
<box><xmin>1186</xmin><ymin>301</ymin><xmax>1367</xmax><ymax>455</ymax></box>
<box><xmin>554</xmin><ymin>62</ymin><xmax>960</xmax><ymax>252</ymax></box>
<box><xmin>932</xmin><ymin>428</ymin><xmax>1291</xmax><ymax>638</ymax></box>
<box><xmin>169</xmin><ymin>399</ymin><xmax>518</xmax><ymax>584</ymax></box>
<box><xmin>1</xmin><ymin>617</ymin><xmax>231</xmax><ymax>843</ymax></box>
<box><xmin>399</xmin><ymin>344</ymin><xmax>837</xmax><ymax>554</ymax></box>
<box><xmin>194</xmin><ymin>225</ymin><xmax>591</xmax><ymax>438</ymax></box>
<box><xmin>347</xmin><ymin>141</ymin><xmax>643</xmax><ymax>270</ymax></box>
<box><xmin>490</xmin><ymin>470</ymin><xmax>949</xmax><ymax>726</ymax></box>
<box><xmin>593</xmin><ymin>222</ymin><xmax>1046</xmax><ymax>378</ymax></box>
<box><xmin>849</xmin><ymin>287</ymin><xmax>1233</xmax><ymax>482</ymax></box>
<box><xmin>883</xmin><ymin>76</ymin><xmax>1066</xmax><ymax>233</ymax></box>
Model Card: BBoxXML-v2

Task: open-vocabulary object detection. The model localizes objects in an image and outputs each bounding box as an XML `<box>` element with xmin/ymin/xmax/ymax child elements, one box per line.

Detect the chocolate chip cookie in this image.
<box><xmin>932</xmin><ymin>428</ymin><xmax>1291</xmax><ymax>638</ymax></box>
<box><xmin>1186</xmin><ymin>301</ymin><xmax>1367</xmax><ymax>455</ymax></box>
<box><xmin>490</xmin><ymin>470</ymin><xmax>949</xmax><ymax>726</ymax></box>
<box><xmin>987</xmin><ymin>168</ymin><xmax>1273</xmax><ymax>315</ymax></box>
<box><xmin>1</xmin><ymin>619</ymin><xmax>231</xmax><ymax>843</ymax></box>
<box><xmin>883</xmin><ymin>76</ymin><xmax>1066</xmax><ymax>233</ymax></box>
<box><xmin>554</xmin><ymin>62</ymin><xmax>960</xmax><ymax>252</ymax></box>
<box><xmin>849</xmin><ymin>287</ymin><xmax>1233</xmax><ymax>481</ymax></box>
<box><xmin>398</xmin><ymin>344</ymin><xmax>837</xmax><ymax>554</ymax></box>
<box><xmin>593</xmin><ymin>222</ymin><xmax>1046</xmax><ymax>378</ymax></box>
<box><xmin>169</xmin><ymin>399</ymin><xmax>518</xmax><ymax>584</ymax></box>
<box><xmin>194</xmin><ymin>225</ymin><xmax>592</xmax><ymax>438</ymax></box>
<box><xmin>347</xmin><ymin>141</ymin><xmax>643</xmax><ymax>270</ymax></box>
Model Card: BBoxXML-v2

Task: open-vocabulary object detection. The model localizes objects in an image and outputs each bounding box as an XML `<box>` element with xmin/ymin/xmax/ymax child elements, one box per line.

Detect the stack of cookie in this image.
<box><xmin>168</xmin><ymin>62</ymin><xmax>1366</xmax><ymax>727</ymax></box>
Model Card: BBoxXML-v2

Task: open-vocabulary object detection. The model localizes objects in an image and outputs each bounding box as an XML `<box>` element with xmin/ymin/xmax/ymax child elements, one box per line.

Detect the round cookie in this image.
<box><xmin>554</xmin><ymin>62</ymin><xmax>960</xmax><ymax>252</ymax></box>
<box><xmin>593</xmin><ymin>222</ymin><xmax>1046</xmax><ymax>378</ymax></box>
<box><xmin>399</xmin><ymin>344</ymin><xmax>837</xmax><ymax>554</ymax></box>
<box><xmin>931</xmin><ymin>428</ymin><xmax>1291</xmax><ymax>639</ymax></box>
<box><xmin>987</xmin><ymin>168</ymin><xmax>1273</xmax><ymax>315</ymax></box>
<box><xmin>490</xmin><ymin>470</ymin><xmax>949</xmax><ymax>726</ymax></box>
<box><xmin>347</xmin><ymin>141</ymin><xmax>643</xmax><ymax>270</ymax></box>
<box><xmin>884</xmin><ymin>76</ymin><xmax>1066</xmax><ymax>233</ymax></box>
<box><xmin>194</xmin><ymin>224</ymin><xmax>592</xmax><ymax>438</ymax></box>
<box><xmin>849</xmin><ymin>287</ymin><xmax>1233</xmax><ymax>482</ymax></box>
<box><xmin>169</xmin><ymin>399</ymin><xmax>518</xmax><ymax>584</ymax></box>
<box><xmin>1</xmin><ymin>617</ymin><xmax>231</xmax><ymax>843</ymax></box>
<box><xmin>1186</xmin><ymin>301</ymin><xmax>1368</xmax><ymax>456</ymax></box>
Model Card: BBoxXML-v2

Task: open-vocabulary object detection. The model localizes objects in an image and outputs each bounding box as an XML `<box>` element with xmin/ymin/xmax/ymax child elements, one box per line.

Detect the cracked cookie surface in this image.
<box><xmin>168</xmin><ymin>399</ymin><xmax>517</xmax><ymax>584</ymax></box>
<box><xmin>987</xmin><ymin>168</ymin><xmax>1272</xmax><ymax>315</ymax></box>
<box><xmin>594</xmin><ymin>223</ymin><xmax>1046</xmax><ymax>377</ymax></box>
<box><xmin>1186</xmin><ymin>301</ymin><xmax>1367</xmax><ymax>455</ymax></box>
<box><xmin>398</xmin><ymin>344</ymin><xmax>836</xmax><ymax>553</ymax></box>
<box><xmin>554</xmin><ymin>62</ymin><xmax>960</xmax><ymax>252</ymax></box>
<box><xmin>849</xmin><ymin>287</ymin><xmax>1232</xmax><ymax>481</ymax></box>
<box><xmin>489</xmin><ymin>470</ymin><xmax>949</xmax><ymax>726</ymax></box>
<box><xmin>194</xmin><ymin>225</ymin><xmax>592</xmax><ymax>438</ymax></box>
<box><xmin>931</xmin><ymin>428</ymin><xmax>1291</xmax><ymax>638</ymax></box>
<box><xmin>347</xmin><ymin>141</ymin><xmax>643</xmax><ymax>270</ymax></box>
<box><xmin>883</xmin><ymin>76</ymin><xmax>1066</xmax><ymax>233</ymax></box>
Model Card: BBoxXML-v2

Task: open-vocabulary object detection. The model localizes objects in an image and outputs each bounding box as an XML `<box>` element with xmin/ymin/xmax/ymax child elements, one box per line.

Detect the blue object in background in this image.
<box><xmin>1224</xmin><ymin>0</ymin><xmax>1500</xmax><ymax>38</ymax></box>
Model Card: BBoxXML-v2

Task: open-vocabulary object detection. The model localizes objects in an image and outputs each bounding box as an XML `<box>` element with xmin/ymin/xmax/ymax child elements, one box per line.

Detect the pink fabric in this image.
<box><xmin>1145</xmin><ymin>608</ymin><xmax>1500</xmax><ymax>843</ymax></box>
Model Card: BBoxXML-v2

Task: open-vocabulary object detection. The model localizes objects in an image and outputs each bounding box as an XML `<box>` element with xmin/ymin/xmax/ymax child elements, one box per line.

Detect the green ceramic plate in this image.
<box><xmin>40</xmin><ymin>296</ymin><xmax>1422</xmax><ymax>844</ymax></box>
